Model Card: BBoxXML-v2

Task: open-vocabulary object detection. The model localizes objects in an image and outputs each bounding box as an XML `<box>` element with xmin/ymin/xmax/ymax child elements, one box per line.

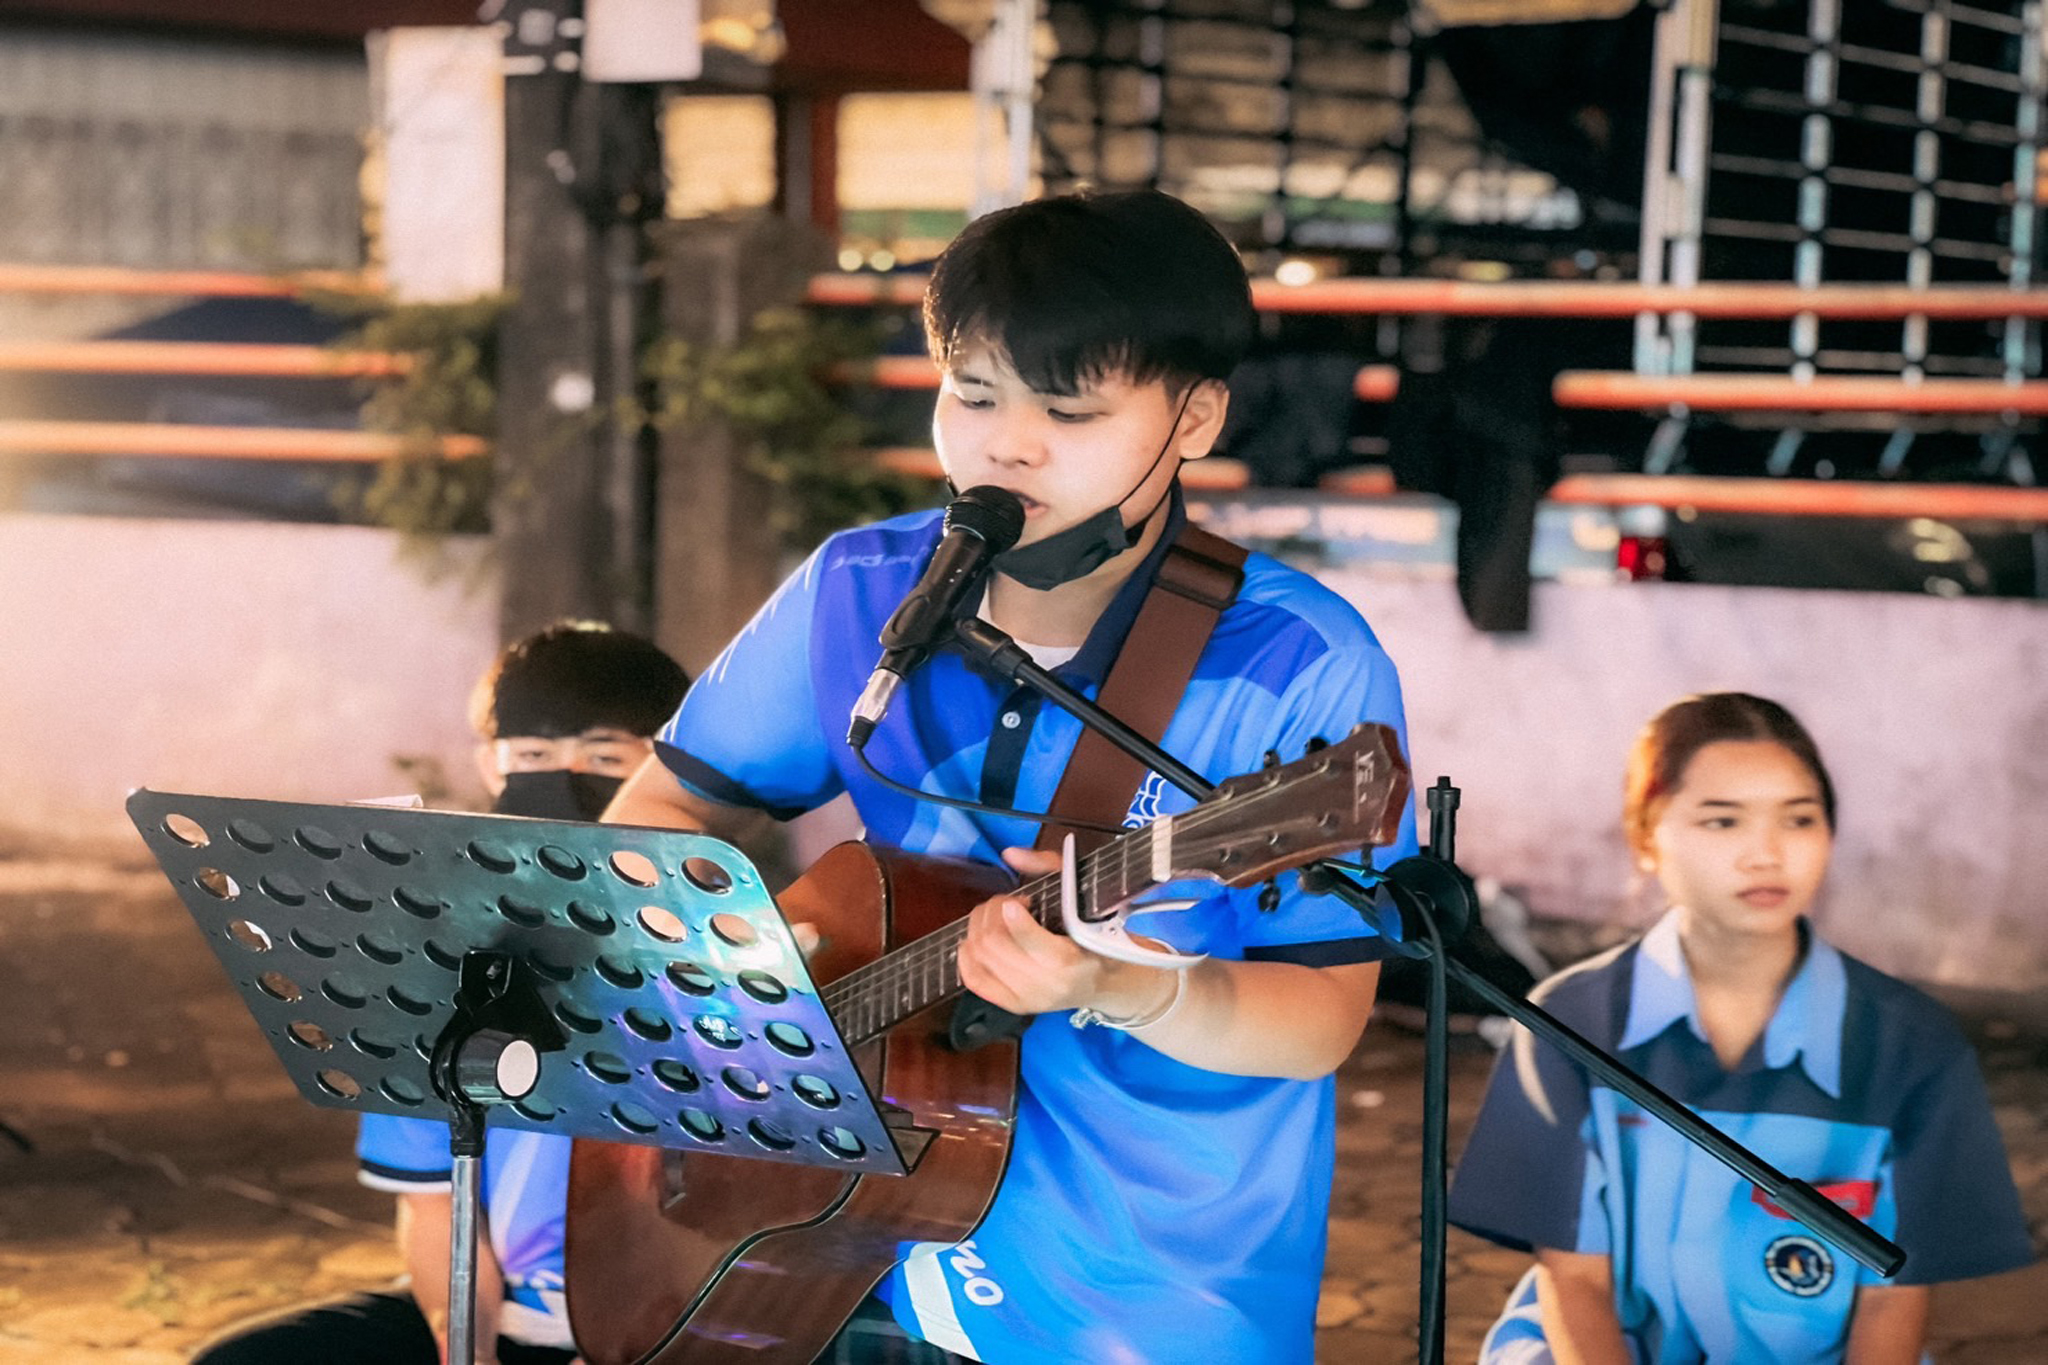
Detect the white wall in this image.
<box><xmin>4</xmin><ymin>509</ymin><xmax>2042</xmax><ymax>993</ymax></box>
<box><xmin>368</xmin><ymin>27</ymin><xmax>505</xmax><ymax>301</ymax></box>
<box><xmin>1337</xmin><ymin>573</ymin><xmax>2048</xmax><ymax>994</ymax></box>
<box><xmin>0</xmin><ymin>514</ymin><xmax>499</xmax><ymax>852</ymax></box>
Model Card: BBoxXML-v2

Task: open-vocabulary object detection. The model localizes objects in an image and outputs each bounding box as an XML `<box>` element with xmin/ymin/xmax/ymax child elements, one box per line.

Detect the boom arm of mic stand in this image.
<box><xmin>950</xmin><ymin>615</ymin><xmax>1905</xmax><ymax>1279</ymax></box>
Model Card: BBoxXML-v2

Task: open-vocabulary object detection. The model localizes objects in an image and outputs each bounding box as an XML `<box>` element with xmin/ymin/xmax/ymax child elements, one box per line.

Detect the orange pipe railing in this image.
<box><xmin>1315</xmin><ymin>466</ymin><xmax>2048</xmax><ymax>522</ymax></box>
<box><xmin>0</xmin><ymin>264</ymin><xmax>376</xmax><ymax>297</ymax></box>
<box><xmin>809</xmin><ymin>272</ymin><xmax>2048</xmax><ymax>320</ymax></box>
<box><xmin>1553</xmin><ymin>372</ymin><xmax>2048</xmax><ymax>415</ymax></box>
<box><xmin>0</xmin><ymin>340</ymin><xmax>407</xmax><ymax>378</ymax></box>
<box><xmin>1547</xmin><ymin>473</ymin><xmax>2048</xmax><ymax>522</ymax></box>
<box><xmin>845</xmin><ymin>354</ymin><xmax>1400</xmax><ymax>402</ymax></box>
<box><xmin>0</xmin><ymin>420</ymin><xmax>484</xmax><ymax>461</ymax></box>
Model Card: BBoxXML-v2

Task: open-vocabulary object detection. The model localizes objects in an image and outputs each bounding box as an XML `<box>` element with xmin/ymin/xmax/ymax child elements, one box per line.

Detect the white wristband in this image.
<box><xmin>1069</xmin><ymin>968</ymin><xmax>1189</xmax><ymax>1032</ymax></box>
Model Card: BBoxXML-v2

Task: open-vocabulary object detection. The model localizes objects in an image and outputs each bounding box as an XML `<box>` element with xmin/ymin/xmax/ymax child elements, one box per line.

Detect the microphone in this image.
<box><xmin>848</xmin><ymin>485</ymin><xmax>1025</xmax><ymax>749</ymax></box>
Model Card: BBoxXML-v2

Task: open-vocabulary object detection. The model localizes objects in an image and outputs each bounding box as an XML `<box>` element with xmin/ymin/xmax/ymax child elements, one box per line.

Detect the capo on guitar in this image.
<box><xmin>1058</xmin><ymin>833</ymin><xmax>1208</xmax><ymax>970</ymax></box>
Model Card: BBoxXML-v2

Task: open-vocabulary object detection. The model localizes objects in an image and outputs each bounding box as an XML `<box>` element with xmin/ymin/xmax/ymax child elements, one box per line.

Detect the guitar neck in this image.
<box><xmin>823</xmin><ymin>826</ymin><xmax>1165</xmax><ymax>1047</ymax></box>
<box><xmin>814</xmin><ymin>723</ymin><xmax>1410</xmax><ymax>1049</ymax></box>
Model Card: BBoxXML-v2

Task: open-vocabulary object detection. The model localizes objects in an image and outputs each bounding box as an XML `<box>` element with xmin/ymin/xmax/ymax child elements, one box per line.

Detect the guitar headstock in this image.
<box><xmin>1173</xmin><ymin>723</ymin><xmax>1412</xmax><ymax>889</ymax></box>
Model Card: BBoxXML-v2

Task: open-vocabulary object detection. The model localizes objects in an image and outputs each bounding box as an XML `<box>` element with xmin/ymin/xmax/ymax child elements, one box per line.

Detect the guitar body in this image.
<box><xmin>566</xmin><ymin>841</ymin><xmax>1020</xmax><ymax>1365</ymax></box>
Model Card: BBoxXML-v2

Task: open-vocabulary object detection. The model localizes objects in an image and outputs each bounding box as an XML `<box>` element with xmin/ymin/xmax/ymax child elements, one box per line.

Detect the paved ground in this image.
<box><xmin>1</xmin><ymin>850</ymin><xmax>2043</xmax><ymax>1363</ymax></box>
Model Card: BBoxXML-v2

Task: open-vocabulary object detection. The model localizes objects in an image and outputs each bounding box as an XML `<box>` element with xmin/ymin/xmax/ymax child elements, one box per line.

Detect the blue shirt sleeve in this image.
<box><xmin>1885</xmin><ymin>1022</ymin><xmax>2034</xmax><ymax>1284</ymax></box>
<box><xmin>1236</xmin><ymin>638</ymin><xmax>1420</xmax><ymax>962</ymax></box>
<box><xmin>1448</xmin><ymin>981</ymin><xmax>1608</xmax><ymax>1255</ymax></box>
<box><xmin>657</xmin><ymin>543</ymin><xmax>840</xmax><ymax>817</ymax></box>
<box><xmin>357</xmin><ymin>1112</ymin><xmax>457</xmax><ymax>1189</ymax></box>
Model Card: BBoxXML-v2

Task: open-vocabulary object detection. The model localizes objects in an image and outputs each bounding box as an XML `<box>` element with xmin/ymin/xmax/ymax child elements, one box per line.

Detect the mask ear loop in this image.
<box><xmin>1108</xmin><ymin>382</ymin><xmax>1200</xmax><ymax>546</ymax></box>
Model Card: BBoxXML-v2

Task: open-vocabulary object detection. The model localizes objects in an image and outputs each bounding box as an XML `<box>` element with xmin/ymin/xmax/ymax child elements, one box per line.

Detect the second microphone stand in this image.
<box><xmin>951</xmin><ymin>616</ymin><xmax>1903</xmax><ymax>1365</ymax></box>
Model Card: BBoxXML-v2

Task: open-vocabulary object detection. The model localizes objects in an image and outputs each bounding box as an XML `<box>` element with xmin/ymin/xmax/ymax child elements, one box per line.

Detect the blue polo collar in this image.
<box><xmin>1620</xmin><ymin>907</ymin><xmax>1847</xmax><ymax>1098</ymax></box>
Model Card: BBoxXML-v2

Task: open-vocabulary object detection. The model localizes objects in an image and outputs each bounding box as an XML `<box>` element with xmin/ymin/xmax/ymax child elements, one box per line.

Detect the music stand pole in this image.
<box><xmin>427</xmin><ymin>952</ymin><xmax>566</xmax><ymax>1365</ymax></box>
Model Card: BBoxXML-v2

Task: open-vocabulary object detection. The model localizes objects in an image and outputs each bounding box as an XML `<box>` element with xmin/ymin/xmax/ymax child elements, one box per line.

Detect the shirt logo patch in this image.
<box><xmin>1763</xmin><ymin>1234</ymin><xmax>1836</xmax><ymax>1297</ymax></box>
<box><xmin>1751</xmin><ymin>1179</ymin><xmax>1877</xmax><ymax>1221</ymax></box>
<box><xmin>1124</xmin><ymin>770</ymin><xmax>1170</xmax><ymax>827</ymax></box>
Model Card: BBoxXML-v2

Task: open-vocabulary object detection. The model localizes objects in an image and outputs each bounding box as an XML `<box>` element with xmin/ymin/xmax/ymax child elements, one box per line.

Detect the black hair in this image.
<box><xmin>1624</xmin><ymin>692</ymin><xmax>1838</xmax><ymax>854</ymax></box>
<box><xmin>922</xmin><ymin>189</ymin><xmax>1256</xmax><ymax>397</ymax></box>
<box><xmin>470</xmin><ymin>620</ymin><xmax>689</xmax><ymax>741</ymax></box>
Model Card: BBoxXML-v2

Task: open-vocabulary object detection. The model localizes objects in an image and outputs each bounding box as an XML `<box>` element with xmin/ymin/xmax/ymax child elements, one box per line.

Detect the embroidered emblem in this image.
<box><xmin>1764</xmin><ymin>1234</ymin><xmax>1835</xmax><ymax>1297</ymax></box>
<box><xmin>1124</xmin><ymin>770</ymin><xmax>1170</xmax><ymax>827</ymax></box>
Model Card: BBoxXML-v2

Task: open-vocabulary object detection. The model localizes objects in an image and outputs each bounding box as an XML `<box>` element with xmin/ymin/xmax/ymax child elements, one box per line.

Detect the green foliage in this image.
<box><xmin>642</xmin><ymin>307</ymin><xmax>924</xmax><ymax>549</ymax></box>
<box><xmin>328</xmin><ymin>293</ymin><xmax>918</xmax><ymax>555</ymax></box>
<box><xmin>322</xmin><ymin>293</ymin><xmax>504</xmax><ymax>540</ymax></box>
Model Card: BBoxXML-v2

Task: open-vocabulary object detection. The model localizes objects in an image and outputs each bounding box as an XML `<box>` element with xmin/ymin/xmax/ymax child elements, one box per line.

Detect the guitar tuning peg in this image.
<box><xmin>1304</xmin><ymin>735</ymin><xmax>1328</xmax><ymax>753</ymax></box>
<box><xmin>1261</xmin><ymin>748</ymin><xmax>1281</xmax><ymax>770</ymax></box>
<box><xmin>1258</xmin><ymin>879</ymin><xmax>1281</xmax><ymax>913</ymax></box>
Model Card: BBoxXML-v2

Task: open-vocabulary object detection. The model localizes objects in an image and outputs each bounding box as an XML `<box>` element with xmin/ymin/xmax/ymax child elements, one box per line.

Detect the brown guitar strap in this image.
<box><xmin>1034</xmin><ymin>521</ymin><xmax>1249</xmax><ymax>855</ymax></box>
<box><xmin>947</xmin><ymin>519</ymin><xmax>1247</xmax><ymax>1051</ymax></box>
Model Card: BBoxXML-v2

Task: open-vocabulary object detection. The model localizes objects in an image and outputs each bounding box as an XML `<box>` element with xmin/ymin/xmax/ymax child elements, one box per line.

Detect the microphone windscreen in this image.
<box><xmin>944</xmin><ymin>485</ymin><xmax>1026</xmax><ymax>553</ymax></box>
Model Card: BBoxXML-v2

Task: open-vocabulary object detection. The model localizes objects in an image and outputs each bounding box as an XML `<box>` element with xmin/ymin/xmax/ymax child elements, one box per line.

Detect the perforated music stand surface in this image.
<box><xmin>127</xmin><ymin>790</ymin><xmax>909</xmax><ymax>1176</ymax></box>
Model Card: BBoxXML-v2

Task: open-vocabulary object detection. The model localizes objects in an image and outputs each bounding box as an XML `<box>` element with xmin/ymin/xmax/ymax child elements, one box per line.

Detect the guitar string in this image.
<box><xmin>818</xmin><ymin>767</ymin><xmax>1367</xmax><ymax>1042</ymax></box>
<box><xmin>819</xmin><ymin>799</ymin><xmax>1261</xmax><ymax>1039</ymax></box>
<box><xmin>819</xmin><ymin>837</ymin><xmax>1126</xmax><ymax>1038</ymax></box>
<box><xmin>823</xmin><ymin>813</ymin><xmax>1317</xmax><ymax>1041</ymax></box>
<box><xmin>820</xmin><ymin>821</ymin><xmax>1159</xmax><ymax>1038</ymax></box>
<box><xmin>811</xmin><ymin>746</ymin><xmax>1378</xmax><ymax>1040</ymax></box>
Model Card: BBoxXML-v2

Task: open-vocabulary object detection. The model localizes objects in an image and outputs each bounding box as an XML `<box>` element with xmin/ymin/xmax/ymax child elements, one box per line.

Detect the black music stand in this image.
<box><xmin>128</xmin><ymin>790</ymin><xmax>914</xmax><ymax>1363</ymax></box>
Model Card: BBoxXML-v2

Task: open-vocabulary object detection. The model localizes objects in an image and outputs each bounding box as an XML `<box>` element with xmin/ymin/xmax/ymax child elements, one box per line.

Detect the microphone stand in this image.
<box><xmin>950</xmin><ymin>616</ymin><xmax>1904</xmax><ymax>1365</ymax></box>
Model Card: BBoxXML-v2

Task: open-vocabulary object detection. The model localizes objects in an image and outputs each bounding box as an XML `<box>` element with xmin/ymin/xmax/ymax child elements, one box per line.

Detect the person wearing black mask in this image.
<box><xmin>474</xmin><ymin>620</ymin><xmax>691</xmax><ymax>823</ymax></box>
<box><xmin>191</xmin><ymin>619</ymin><xmax>687</xmax><ymax>1365</ymax></box>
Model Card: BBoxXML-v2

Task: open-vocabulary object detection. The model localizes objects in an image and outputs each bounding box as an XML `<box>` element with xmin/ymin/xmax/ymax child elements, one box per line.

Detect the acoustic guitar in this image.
<box><xmin>565</xmin><ymin>723</ymin><xmax>1411</xmax><ymax>1364</ymax></box>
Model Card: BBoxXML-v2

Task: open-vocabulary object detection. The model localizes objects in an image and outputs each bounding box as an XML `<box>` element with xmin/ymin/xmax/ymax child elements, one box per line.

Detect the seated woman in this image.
<box><xmin>1448</xmin><ymin>692</ymin><xmax>2032</xmax><ymax>1363</ymax></box>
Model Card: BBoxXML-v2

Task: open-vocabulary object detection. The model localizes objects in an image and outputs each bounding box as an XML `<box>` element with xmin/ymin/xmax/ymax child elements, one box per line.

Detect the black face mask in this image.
<box><xmin>985</xmin><ymin>387</ymin><xmax>1196</xmax><ymax>593</ymax></box>
<box><xmin>492</xmin><ymin>769</ymin><xmax>624</xmax><ymax>822</ymax></box>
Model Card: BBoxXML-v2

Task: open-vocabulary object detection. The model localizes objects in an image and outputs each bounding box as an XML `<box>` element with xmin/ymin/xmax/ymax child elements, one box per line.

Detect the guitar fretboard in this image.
<box><xmin>823</xmin><ymin>818</ymin><xmax>1174</xmax><ymax>1047</ymax></box>
<box><xmin>809</xmin><ymin>728</ymin><xmax>1400</xmax><ymax>1050</ymax></box>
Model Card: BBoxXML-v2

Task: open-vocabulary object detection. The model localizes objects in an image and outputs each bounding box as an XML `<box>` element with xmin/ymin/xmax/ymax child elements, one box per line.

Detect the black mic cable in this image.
<box><xmin>847</xmin><ymin>484</ymin><xmax>1025</xmax><ymax>750</ymax></box>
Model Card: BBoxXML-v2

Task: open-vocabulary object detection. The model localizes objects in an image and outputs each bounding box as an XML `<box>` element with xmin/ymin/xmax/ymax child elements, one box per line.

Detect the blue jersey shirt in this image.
<box><xmin>657</xmin><ymin>495</ymin><xmax>1419</xmax><ymax>1364</ymax></box>
<box><xmin>357</xmin><ymin>1115</ymin><xmax>574</xmax><ymax>1349</ymax></box>
<box><xmin>1448</xmin><ymin>909</ymin><xmax>2032</xmax><ymax>1364</ymax></box>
